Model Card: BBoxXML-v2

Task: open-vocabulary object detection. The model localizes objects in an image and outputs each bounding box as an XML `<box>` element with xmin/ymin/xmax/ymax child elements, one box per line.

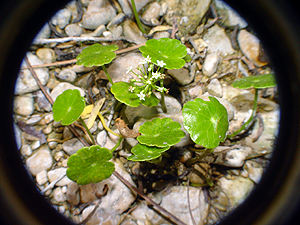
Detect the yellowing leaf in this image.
<box><xmin>80</xmin><ymin>104</ymin><xmax>94</xmax><ymax>119</ymax></box>
<box><xmin>86</xmin><ymin>98</ymin><xmax>105</xmax><ymax>129</ymax></box>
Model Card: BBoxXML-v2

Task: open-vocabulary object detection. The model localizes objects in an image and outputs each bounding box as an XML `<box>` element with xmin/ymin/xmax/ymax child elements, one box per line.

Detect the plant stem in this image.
<box><xmin>110</xmin><ymin>137</ymin><xmax>123</xmax><ymax>153</ymax></box>
<box><xmin>79</xmin><ymin>117</ymin><xmax>95</xmax><ymax>145</ymax></box>
<box><xmin>102</xmin><ymin>65</ymin><xmax>113</xmax><ymax>85</ymax></box>
<box><xmin>97</xmin><ymin>112</ymin><xmax>123</xmax><ymax>138</ymax></box>
<box><xmin>130</xmin><ymin>0</ymin><xmax>146</xmax><ymax>34</ymax></box>
<box><xmin>186</xmin><ymin>148</ymin><xmax>212</xmax><ymax>167</ymax></box>
<box><xmin>227</xmin><ymin>89</ymin><xmax>259</xmax><ymax>138</ymax></box>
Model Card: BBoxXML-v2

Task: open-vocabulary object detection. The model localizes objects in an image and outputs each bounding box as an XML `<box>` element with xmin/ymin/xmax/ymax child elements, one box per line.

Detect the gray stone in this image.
<box><xmin>26</xmin><ymin>114</ymin><xmax>42</xmax><ymax>125</ymax></box>
<box><xmin>206</xmin><ymin>78</ymin><xmax>223</xmax><ymax>97</ymax></box>
<box><xmin>214</xmin><ymin>146</ymin><xmax>252</xmax><ymax>167</ymax></box>
<box><xmin>81</xmin><ymin>24</ymin><xmax>106</xmax><ymax>37</ymax></box>
<box><xmin>131</xmin><ymin>186</ymin><xmax>209</xmax><ymax>224</ymax></box>
<box><xmin>52</xmin><ymin>187</ymin><xmax>66</xmax><ymax>202</ymax></box>
<box><xmin>123</xmin><ymin>20</ymin><xmax>147</xmax><ymax>44</ymax></box>
<box><xmin>107</xmin><ymin>13</ymin><xmax>126</xmax><ymax>30</ymax></box>
<box><xmin>15</xmin><ymin>52</ymin><xmax>49</xmax><ymax>95</ymax></box>
<box><xmin>65</xmin><ymin>24</ymin><xmax>83</xmax><ymax>37</ymax></box>
<box><xmin>57</xmin><ymin>68</ymin><xmax>77</xmax><ymax>83</ymax></box>
<box><xmin>82</xmin><ymin>207</ymin><xmax>120</xmax><ymax>225</ymax></box>
<box><xmin>14</xmin><ymin>94</ymin><xmax>34</xmax><ymax>116</ymax></box>
<box><xmin>238</xmin><ymin>29</ymin><xmax>267</xmax><ymax>67</ymax></box>
<box><xmin>107</xmin><ymin>52</ymin><xmax>146</xmax><ymax>83</ymax></box>
<box><xmin>164</xmin><ymin>0</ymin><xmax>210</xmax><ymax>35</ymax></box>
<box><xmin>50</xmin><ymin>82</ymin><xmax>85</xmax><ymax>101</ymax></box>
<box><xmin>47</xmin><ymin>168</ymin><xmax>72</xmax><ymax>186</ymax></box>
<box><xmin>215</xmin><ymin>0</ymin><xmax>248</xmax><ymax>28</ymax></box>
<box><xmin>168</xmin><ymin>67</ymin><xmax>194</xmax><ymax>85</ymax></box>
<box><xmin>203</xmin><ymin>24</ymin><xmax>236</xmax><ymax>56</ymax></box>
<box><xmin>66</xmin><ymin>182</ymin><xmax>80</xmax><ymax>205</ymax></box>
<box><xmin>202</xmin><ymin>53</ymin><xmax>220</xmax><ymax>77</ymax></box>
<box><xmin>34</xmin><ymin>23</ymin><xmax>51</xmax><ymax>40</ymax></box>
<box><xmin>20</xmin><ymin>144</ymin><xmax>32</xmax><ymax>157</ymax></box>
<box><xmin>14</xmin><ymin>124</ymin><xmax>22</xmax><ymax>150</ymax></box>
<box><xmin>153</xmin><ymin>31</ymin><xmax>170</xmax><ymax>39</ymax></box>
<box><xmin>219</xmin><ymin>176</ymin><xmax>254</xmax><ymax>206</ymax></box>
<box><xmin>36</xmin><ymin>48</ymin><xmax>55</xmax><ymax>64</ymax></box>
<box><xmin>26</xmin><ymin>145</ymin><xmax>53</xmax><ymax>176</ymax></box>
<box><xmin>244</xmin><ymin>161</ymin><xmax>264</xmax><ymax>184</ymax></box>
<box><xmin>142</xmin><ymin>2</ymin><xmax>161</xmax><ymax>22</ymax></box>
<box><xmin>118</xmin><ymin>0</ymin><xmax>151</xmax><ymax>15</ymax></box>
<box><xmin>51</xmin><ymin>8</ymin><xmax>72</xmax><ymax>29</ymax></box>
<box><xmin>35</xmin><ymin>89</ymin><xmax>52</xmax><ymax>112</ymax></box>
<box><xmin>62</xmin><ymin>138</ymin><xmax>85</xmax><ymax>155</ymax></box>
<box><xmin>36</xmin><ymin>170</ymin><xmax>48</xmax><ymax>185</ymax></box>
<box><xmin>82</xmin><ymin>0</ymin><xmax>116</xmax><ymax>29</ymax></box>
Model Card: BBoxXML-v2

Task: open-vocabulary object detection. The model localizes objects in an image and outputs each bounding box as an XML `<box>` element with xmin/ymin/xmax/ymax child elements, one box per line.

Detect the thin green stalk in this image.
<box><xmin>160</xmin><ymin>79</ymin><xmax>167</xmax><ymax>113</ymax></box>
<box><xmin>130</xmin><ymin>0</ymin><xmax>146</xmax><ymax>34</ymax></box>
<box><xmin>79</xmin><ymin>117</ymin><xmax>95</xmax><ymax>145</ymax></box>
<box><xmin>186</xmin><ymin>148</ymin><xmax>212</xmax><ymax>167</ymax></box>
<box><xmin>110</xmin><ymin>137</ymin><xmax>123</xmax><ymax>153</ymax></box>
<box><xmin>102</xmin><ymin>65</ymin><xmax>113</xmax><ymax>85</ymax></box>
<box><xmin>228</xmin><ymin>89</ymin><xmax>259</xmax><ymax>138</ymax></box>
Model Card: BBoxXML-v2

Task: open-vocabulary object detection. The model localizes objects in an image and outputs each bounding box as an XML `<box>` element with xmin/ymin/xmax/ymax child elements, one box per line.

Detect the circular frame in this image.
<box><xmin>0</xmin><ymin>0</ymin><xmax>300</xmax><ymax>224</ymax></box>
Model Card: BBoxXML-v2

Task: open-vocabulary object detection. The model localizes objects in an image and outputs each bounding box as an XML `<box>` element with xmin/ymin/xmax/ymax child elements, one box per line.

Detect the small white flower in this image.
<box><xmin>145</xmin><ymin>55</ymin><xmax>151</xmax><ymax>63</ymax></box>
<box><xmin>146</xmin><ymin>80</ymin><xmax>152</xmax><ymax>85</ymax></box>
<box><xmin>126</xmin><ymin>66</ymin><xmax>133</xmax><ymax>74</ymax></box>
<box><xmin>157</xmin><ymin>60</ymin><xmax>166</xmax><ymax>67</ymax></box>
<box><xmin>128</xmin><ymin>86</ymin><xmax>135</xmax><ymax>92</ymax></box>
<box><xmin>152</xmin><ymin>71</ymin><xmax>161</xmax><ymax>79</ymax></box>
<box><xmin>137</xmin><ymin>92</ymin><xmax>146</xmax><ymax>101</ymax></box>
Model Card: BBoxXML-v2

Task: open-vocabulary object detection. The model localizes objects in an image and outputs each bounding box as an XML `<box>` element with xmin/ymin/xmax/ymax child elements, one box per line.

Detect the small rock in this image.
<box><xmin>215</xmin><ymin>148</ymin><xmax>248</xmax><ymax>167</ymax></box>
<box><xmin>81</xmin><ymin>24</ymin><xmax>106</xmax><ymax>37</ymax></box>
<box><xmin>62</xmin><ymin>138</ymin><xmax>85</xmax><ymax>155</ymax></box>
<box><xmin>203</xmin><ymin>24</ymin><xmax>236</xmax><ymax>56</ymax></box>
<box><xmin>14</xmin><ymin>124</ymin><xmax>22</xmax><ymax>150</ymax></box>
<box><xmin>15</xmin><ymin>52</ymin><xmax>49</xmax><ymax>95</ymax></box>
<box><xmin>82</xmin><ymin>0</ymin><xmax>116</xmax><ymax>29</ymax></box>
<box><xmin>71</xmin><ymin>64</ymin><xmax>94</xmax><ymax>73</ymax></box>
<box><xmin>118</xmin><ymin>0</ymin><xmax>151</xmax><ymax>15</ymax></box>
<box><xmin>238</xmin><ymin>29</ymin><xmax>268</xmax><ymax>67</ymax></box>
<box><xmin>36</xmin><ymin>170</ymin><xmax>48</xmax><ymax>185</ymax></box>
<box><xmin>35</xmin><ymin>89</ymin><xmax>52</xmax><ymax>112</ymax></box>
<box><xmin>219</xmin><ymin>176</ymin><xmax>254</xmax><ymax>206</ymax></box>
<box><xmin>34</xmin><ymin>23</ymin><xmax>51</xmax><ymax>40</ymax></box>
<box><xmin>164</xmin><ymin>0</ymin><xmax>211</xmax><ymax>35</ymax></box>
<box><xmin>26</xmin><ymin>145</ymin><xmax>53</xmax><ymax>176</ymax></box>
<box><xmin>215</xmin><ymin>0</ymin><xmax>248</xmax><ymax>28</ymax></box>
<box><xmin>167</xmin><ymin>67</ymin><xmax>194</xmax><ymax>85</ymax></box>
<box><xmin>14</xmin><ymin>94</ymin><xmax>34</xmax><ymax>116</ymax></box>
<box><xmin>107</xmin><ymin>52</ymin><xmax>146</xmax><ymax>83</ymax></box>
<box><xmin>153</xmin><ymin>31</ymin><xmax>170</xmax><ymax>39</ymax></box>
<box><xmin>65</xmin><ymin>24</ymin><xmax>83</xmax><ymax>37</ymax></box>
<box><xmin>20</xmin><ymin>144</ymin><xmax>32</xmax><ymax>157</ymax></box>
<box><xmin>66</xmin><ymin>182</ymin><xmax>80</xmax><ymax>205</ymax></box>
<box><xmin>131</xmin><ymin>186</ymin><xmax>209</xmax><ymax>224</ymax></box>
<box><xmin>44</xmin><ymin>113</ymin><xmax>54</xmax><ymax>124</ymax></box>
<box><xmin>26</xmin><ymin>114</ymin><xmax>42</xmax><ymax>125</ymax></box>
<box><xmin>96</xmin><ymin>129</ymin><xmax>123</xmax><ymax>150</ymax></box>
<box><xmin>111</xmin><ymin>25</ymin><xmax>123</xmax><ymax>38</ymax></box>
<box><xmin>50</xmin><ymin>82</ymin><xmax>85</xmax><ymax>101</ymax></box>
<box><xmin>53</xmin><ymin>187</ymin><xmax>66</xmax><ymax>202</ymax></box>
<box><xmin>31</xmin><ymin>140</ymin><xmax>41</xmax><ymax>150</ymax></box>
<box><xmin>206</xmin><ymin>78</ymin><xmax>223</xmax><ymax>97</ymax></box>
<box><xmin>244</xmin><ymin>161</ymin><xmax>264</xmax><ymax>184</ymax></box>
<box><xmin>36</xmin><ymin>48</ymin><xmax>55</xmax><ymax>64</ymax></box>
<box><xmin>107</xmin><ymin>13</ymin><xmax>126</xmax><ymax>30</ymax></box>
<box><xmin>51</xmin><ymin>8</ymin><xmax>72</xmax><ymax>29</ymax></box>
<box><xmin>202</xmin><ymin>53</ymin><xmax>220</xmax><ymax>77</ymax></box>
<box><xmin>47</xmin><ymin>168</ymin><xmax>72</xmax><ymax>186</ymax></box>
<box><xmin>57</xmin><ymin>68</ymin><xmax>77</xmax><ymax>83</ymax></box>
<box><xmin>82</xmin><ymin>207</ymin><xmax>120</xmax><ymax>225</ymax></box>
<box><xmin>142</xmin><ymin>2</ymin><xmax>161</xmax><ymax>22</ymax></box>
<box><xmin>123</xmin><ymin>20</ymin><xmax>147</xmax><ymax>44</ymax></box>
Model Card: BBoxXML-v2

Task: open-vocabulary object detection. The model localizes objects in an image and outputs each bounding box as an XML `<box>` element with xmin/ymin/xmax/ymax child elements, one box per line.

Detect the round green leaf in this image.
<box><xmin>111</xmin><ymin>82</ymin><xmax>159</xmax><ymax>107</ymax></box>
<box><xmin>66</xmin><ymin>145</ymin><xmax>115</xmax><ymax>185</ymax></box>
<box><xmin>76</xmin><ymin>43</ymin><xmax>118</xmax><ymax>67</ymax></box>
<box><xmin>53</xmin><ymin>89</ymin><xmax>86</xmax><ymax>125</ymax></box>
<box><xmin>127</xmin><ymin>144</ymin><xmax>170</xmax><ymax>161</ymax></box>
<box><xmin>139</xmin><ymin>38</ymin><xmax>187</xmax><ymax>69</ymax></box>
<box><xmin>137</xmin><ymin>118</ymin><xmax>185</xmax><ymax>147</ymax></box>
<box><xmin>231</xmin><ymin>73</ymin><xmax>276</xmax><ymax>89</ymax></box>
<box><xmin>183</xmin><ymin>97</ymin><xmax>229</xmax><ymax>148</ymax></box>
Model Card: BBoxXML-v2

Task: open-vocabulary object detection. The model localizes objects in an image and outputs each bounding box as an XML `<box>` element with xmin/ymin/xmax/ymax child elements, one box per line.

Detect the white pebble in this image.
<box><xmin>202</xmin><ymin>53</ymin><xmax>220</xmax><ymax>77</ymax></box>
<box><xmin>36</xmin><ymin>170</ymin><xmax>48</xmax><ymax>185</ymax></box>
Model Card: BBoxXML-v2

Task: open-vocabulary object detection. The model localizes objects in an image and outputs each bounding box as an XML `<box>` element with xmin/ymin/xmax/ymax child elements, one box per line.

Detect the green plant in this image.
<box><xmin>227</xmin><ymin>73</ymin><xmax>276</xmax><ymax>138</ymax></box>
